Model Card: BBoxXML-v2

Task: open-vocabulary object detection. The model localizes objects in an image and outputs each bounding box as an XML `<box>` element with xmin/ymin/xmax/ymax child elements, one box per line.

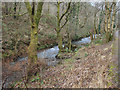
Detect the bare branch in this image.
<box><xmin>60</xmin><ymin>14</ymin><xmax>69</xmax><ymax>31</ymax></box>
<box><xmin>59</xmin><ymin>2</ymin><xmax>71</xmax><ymax>23</ymax></box>
<box><xmin>25</xmin><ymin>2</ymin><xmax>32</xmax><ymax>21</ymax></box>
<box><xmin>2</xmin><ymin>12</ymin><xmax>28</xmax><ymax>19</ymax></box>
<box><xmin>2</xmin><ymin>77</ymin><xmax>8</xmax><ymax>88</ymax></box>
<box><xmin>35</xmin><ymin>2</ymin><xmax>44</xmax><ymax>26</ymax></box>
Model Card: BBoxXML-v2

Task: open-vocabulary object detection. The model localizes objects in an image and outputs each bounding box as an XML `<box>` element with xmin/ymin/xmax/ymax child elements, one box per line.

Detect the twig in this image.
<box><xmin>2</xmin><ymin>76</ymin><xmax>8</xmax><ymax>89</ymax></box>
<box><xmin>23</xmin><ymin>78</ymin><xmax>28</xmax><ymax>89</ymax></box>
<box><xmin>36</xmin><ymin>64</ymin><xmax>42</xmax><ymax>88</ymax></box>
<box><xmin>2</xmin><ymin>12</ymin><xmax>28</xmax><ymax>19</ymax></box>
<box><xmin>22</xmin><ymin>64</ymin><xmax>28</xmax><ymax>89</ymax></box>
<box><xmin>59</xmin><ymin>2</ymin><xmax>71</xmax><ymax>23</ymax></box>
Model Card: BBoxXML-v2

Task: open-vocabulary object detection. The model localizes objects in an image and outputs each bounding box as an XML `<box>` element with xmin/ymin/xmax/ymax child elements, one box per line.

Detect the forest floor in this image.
<box><xmin>3</xmin><ymin>38</ymin><xmax>118</xmax><ymax>88</ymax></box>
<box><xmin>30</xmin><ymin>41</ymin><xmax>118</xmax><ymax>88</ymax></box>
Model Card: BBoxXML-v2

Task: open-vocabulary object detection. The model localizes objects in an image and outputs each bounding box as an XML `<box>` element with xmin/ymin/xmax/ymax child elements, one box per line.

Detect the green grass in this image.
<box><xmin>38</xmin><ymin>45</ymin><xmax>46</xmax><ymax>50</ymax></box>
<box><xmin>107</xmin><ymin>63</ymin><xmax>118</xmax><ymax>87</ymax></box>
<box><xmin>94</xmin><ymin>39</ymin><xmax>102</xmax><ymax>44</ymax></box>
<box><xmin>85</xmin><ymin>52</ymin><xmax>88</xmax><ymax>57</ymax></box>
<box><xmin>84</xmin><ymin>44</ymin><xmax>89</xmax><ymax>47</ymax></box>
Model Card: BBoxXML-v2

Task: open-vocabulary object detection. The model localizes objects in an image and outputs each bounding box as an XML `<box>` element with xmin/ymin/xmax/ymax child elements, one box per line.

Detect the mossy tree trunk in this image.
<box><xmin>25</xmin><ymin>2</ymin><xmax>43</xmax><ymax>66</ymax></box>
<box><xmin>67</xmin><ymin>30</ymin><xmax>71</xmax><ymax>52</ymax></box>
<box><xmin>14</xmin><ymin>2</ymin><xmax>17</xmax><ymax>19</ymax></box>
<box><xmin>104</xmin><ymin>1</ymin><xmax>117</xmax><ymax>43</ymax></box>
<box><xmin>90</xmin><ymin>32</ymin><xmax>93</xmax><ymax>40</ymax></box>
<box><xmin>18</xmin><ymin>2</ymin><xmax>21</xmax><ymax>15</ymax></box>
<box><xmin>66</xmin><ymin>24</ymin><xmax>72</xmax><ymax>52</ymax></box>
<box><xmin>105</xmin><ymin>1</ymin><xmax>113</xmax><ymax>43</ymax></box>
<box><xmin>94</xmin><ymin>13</ymin><xmax>96</xmax><ymax>39</ymax></box>
<box><xmin>48</xmin><ymin>3</ymin><xmax>50</xmax><ymax>14</ymax></box>
<box><xmin>56</xmin><ymin>2</ymin><xmax>62</xmax><ymax>52</ymax></box>
<box><xmin>107</xmin><ymin>2</ymin><xmax>111</xmax><ymax>33</ymax></box>
<box><xmin>104</xmin><ymin>1</ymin><xmax>108</xmax><ymax>34</ymax></box>
<box><xmin>111</xmin><ymin>2</ymin><xmax>116</xmax><ymax>35</ymax></box>
<box><xmin>98</xmin><ymin>6</ymin><xmax>104</xmax><ymax>34</ymax></box>
<box><xmin>57</xmin><ymin>31</ymin><xmax>63</xmax><ymax>52</ymax></box>
<box><xmin>5</xmin><ymin>3</ymin><xmax>8</xmax><ymax>15</ymax></box>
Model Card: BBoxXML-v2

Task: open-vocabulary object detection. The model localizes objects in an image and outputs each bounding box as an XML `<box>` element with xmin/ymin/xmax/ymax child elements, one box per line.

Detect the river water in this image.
<box><xmin>15</xmin><ymin>35</ymin><xmax>97</xmax><ymax>66</ymax></box>
<box><xmin>9</xmin><ymin>34</ymin><xmax>100</xmax><ymax>66</ymax></box>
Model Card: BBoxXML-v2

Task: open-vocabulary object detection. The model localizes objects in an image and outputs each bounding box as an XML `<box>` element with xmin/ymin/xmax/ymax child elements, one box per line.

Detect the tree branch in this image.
<box><xmin>25</xmin><ymin>2</ymin><xmax>32</xmax><ymax>22</ymax></box>
<box><xmin>35</xmin><ymin>2</ymin><xmax>44</xmax><ymax>27</ymax></box>
<box><xmin>59</xmin><ymin>2</ymin><xmax>71</xmax><ymax>23</ymax></box>
<box><xmin>60</xmin><ymin>14</ymin><xmax>69</xmax><ymax>31</ymax></box>
<box><xmin>2</xmin><ymin>12</ymin><xmax>28</xmax><ymax>19</ymax></box>
<box><xmin>79</xmin><ymin>17</ymin><xmax>87</xmax><ymax>28</ymax></box>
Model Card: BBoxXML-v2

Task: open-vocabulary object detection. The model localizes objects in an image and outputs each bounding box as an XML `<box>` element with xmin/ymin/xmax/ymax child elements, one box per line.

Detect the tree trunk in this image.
<box><xmin>90</xmin><ymin>32</ymin><xmax>93</xmax><ymax>40</ymax></box>
<box><xmin>57</xmin><ymin>2</ymin><xmax>63</xmax><ymax>53</ymax></box>
<box><xmin>106</xmin><ymin>2</ymin><xmax>111</xmax><ymax>43</ymax></box>
<box><xmin>107</xmin><ymin>3</ymin><xmax>111</xmax><ymax>33</ymax></box>
<box><xmin>68</xmin><ymin>32</ymin><xmax>71</xmax><ymax>52</ymax></box>
<box><xmin>56</xmin><ymin>2</ymin><xmax>71</xmax><ymax>53</ymax></box>
<box><xmin>96</xmin><ymin>18</ymin><xmax>99</xmax><ymax>34</ymax></box>
<box><xmin>18</xmin><ymin>2</ymin><xmax>21</xmax><ymax>15</ymax></box>
<box><xmin>28</xmin><ymin>23</ymin><xmax>38</xmax><ymax>65</ymax></box>
<box><xmin>14</xmin><ymin>2</ymin><xmax>17</xmax><ymax>19</ymax></box>
<box><xmin>57</xmin><ymin>31</ymin><xmax>63</xmax><ymax>53</ymax></box>
<box><xmin>48</xmin><ymin>3</ymin><xmax>50</xmax><ymax>14</ymax></box>
<box><xmin>66</xmin><ymin>25</ymin><xmax>71</xmax><ymax>51</ymax></box>
<box><xmin>25</xmin><ymin>2</ymin><xmax>43</xmax><ymax>80</ymax></box>
<box><xmin>5</xmin><ymin>3</ymin><xmax>8</xmax><ymax>15</ymax></box>
<box><xmin>98</xmin><ymin>10</ymin><xmax>103</xmax><ymax>34</ymax></box>
<box><xmin>94</xmin><ymin>14</ymin><xmax>96</xmax><ymax>39</ymax></box>
<box><xmin>111</xmin><ymin>2</ymin><xmax>116</xmax><ymax>35</ymax></box>
<box><xmin>105</xmin><ymin>1</ymin><xmax>108</xmax><ymax>33</ymax></box>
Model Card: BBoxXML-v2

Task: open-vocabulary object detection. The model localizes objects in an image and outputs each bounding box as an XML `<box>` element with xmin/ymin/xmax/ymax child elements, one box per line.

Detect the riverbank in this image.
<box><xmin>3</xmin><ymin>37</ymin><xmax>118</xmax><ymax>88</ymax></box>
<box><xmin>23</xmin><ymin>41</ymin><xmax>118</xmax><ymax>88</ymax></box>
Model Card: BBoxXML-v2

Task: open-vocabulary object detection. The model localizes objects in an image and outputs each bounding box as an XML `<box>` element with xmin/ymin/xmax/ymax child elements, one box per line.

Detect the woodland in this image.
<box><xmin>1</xmin><ymin>0</ymin><xmax>120</xmax><ymax>88</ymax></box>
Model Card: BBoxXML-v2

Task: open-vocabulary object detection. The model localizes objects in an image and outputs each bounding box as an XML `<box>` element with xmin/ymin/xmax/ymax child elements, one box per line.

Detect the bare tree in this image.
<box><xmin>55</xmin><ymin>2</ymin><xmax>71</xmax><ymax>53</ymax></box>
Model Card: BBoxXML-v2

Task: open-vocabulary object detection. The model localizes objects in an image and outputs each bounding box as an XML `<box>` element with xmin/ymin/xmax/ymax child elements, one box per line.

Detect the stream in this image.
<box><xmin>9</xmin><ymin>35</ymin><xmax>100</xmax><ymax>66</ymax></box>
<box><xmin>12</xmin><ymin>35</ymin><xmax>98</xmax><ymax>66</ymax></box>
